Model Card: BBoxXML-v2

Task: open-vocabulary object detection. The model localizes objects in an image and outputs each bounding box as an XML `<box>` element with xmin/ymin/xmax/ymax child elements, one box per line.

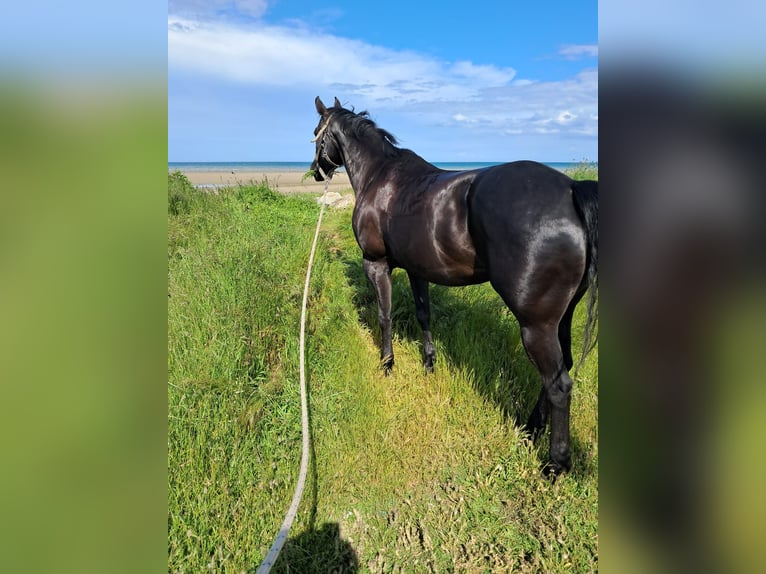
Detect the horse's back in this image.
<box><xmin>468</xmin><ymin>161</ymin><xmax>580</xmax><ymax>236</ymax></box>
<box><xmin>471</xmin><ymin>161</ymin><xmax>573</xmax><ymax>211</ymax></box>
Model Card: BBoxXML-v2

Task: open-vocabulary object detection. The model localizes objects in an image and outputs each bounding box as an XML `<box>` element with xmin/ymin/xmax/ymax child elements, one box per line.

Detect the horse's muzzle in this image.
<box><xmin>310</xmin><ymin>161</ymin><xmax>324</xmax><ymax>181</ymax></box>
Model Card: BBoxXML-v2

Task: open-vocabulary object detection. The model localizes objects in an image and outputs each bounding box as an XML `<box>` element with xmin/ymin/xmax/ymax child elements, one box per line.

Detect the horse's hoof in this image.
<box><xmin>382</xmin><ymin>355</ymin><xmax>394</xmax><ymax>375</ymax></box>
<box><xmin>423</xmin><ymin>356</ymin><xmax>435</xmax><ymax>373</ymax></box>
<box><xmin>542</xmin><ymin>458</ymin><xmax>571</xmax><ymax>480</ymax></box>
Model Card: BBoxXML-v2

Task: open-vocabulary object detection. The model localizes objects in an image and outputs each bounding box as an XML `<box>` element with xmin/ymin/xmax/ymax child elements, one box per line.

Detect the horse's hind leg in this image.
<box><xmin>519</xmin><ymin>321</ymin><xmax>574</xmax><ymax>475</ymax></box>
<box><xmin>407</xmin><ymin>272</ymin><xmax>436</xmax><ymax>372</ymax></box>
<box><xmin>526</xmin><ymin>293</ymin><xmax>582</xmax><ymax>442</ymax></box>
<box><xmin>558</xmin><ymin>298</ymin><xmax>577</xmax><ymax>372</ymax></box>
<box><xmin>526</xmin><ymin>387</ymin><xmax>550</xmax><ymax>441</ymax></box>
<box><xmin>363</xmin><ymin>257</ymin><xmax>394</xmax><ymax>373</ymax></box>
<box><xmin>559</xmin><ymin>288</ymin><xmax>587</xmax><ymax>372</ymax></box>
<box><xmin>489</xmin><ymin>275</ymin><xmax>576</xmax><ymax>474</ymax></box>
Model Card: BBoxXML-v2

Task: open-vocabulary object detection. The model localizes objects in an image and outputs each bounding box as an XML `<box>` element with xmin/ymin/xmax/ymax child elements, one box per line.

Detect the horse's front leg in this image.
<box><xmin>363</xmin><ymin>257</ymin><xmax>394</xmax><ymax>373</ymax></box>
<box><xmin>407</xmin><ymin>272</ymin><xmax>436</xmax><ymax>372</ymax></box>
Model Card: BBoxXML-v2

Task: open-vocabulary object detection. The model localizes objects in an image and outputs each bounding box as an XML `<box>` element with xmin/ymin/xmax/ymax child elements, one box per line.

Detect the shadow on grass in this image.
<box><xmin>338</xmin><ymin>252</ymin><xmax>599</xmax><ymax>479</ymax></box>
<box><xmin>339</xmin><ymin>255</ymin><xmax>540</xmax><ymax>428</ymax></box>
<box><xmin>271</xmin><ymin>522</ymin><xmax>358</xmax><ymax>573</ymax></box>
<box><xmin>336</xmin><ymin>250</ymin><xmax>598</xmax><ymax>479</ymax></box>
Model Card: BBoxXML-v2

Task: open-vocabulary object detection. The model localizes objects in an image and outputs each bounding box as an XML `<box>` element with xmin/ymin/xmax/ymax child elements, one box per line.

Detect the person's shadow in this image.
<box><xmin>270</xmin><ymin>522</ymin><xmax>358</xmax><ymax>573</ymax></box>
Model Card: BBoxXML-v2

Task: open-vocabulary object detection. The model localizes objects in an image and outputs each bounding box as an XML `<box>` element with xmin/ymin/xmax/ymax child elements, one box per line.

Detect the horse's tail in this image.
<box><xmin>571</xmin><ymin>179</ymin><xmax>598</xmax><ymax>372</ymax></box>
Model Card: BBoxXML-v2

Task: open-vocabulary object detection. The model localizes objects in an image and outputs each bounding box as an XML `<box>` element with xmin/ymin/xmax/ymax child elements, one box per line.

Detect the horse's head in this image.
<box><xmin>310</xmin><ymin>96</ymin><xmax>344</xmax><ymax>181</ymax></box>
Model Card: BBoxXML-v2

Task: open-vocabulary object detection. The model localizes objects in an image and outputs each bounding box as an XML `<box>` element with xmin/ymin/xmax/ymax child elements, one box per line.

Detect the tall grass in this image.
<box><xmin>565</xmin><ymin>160</ymin><xmax>599</xmax><ymax>181</ymax></box>
<box><xmin>168</xmin><ymin>174</ymin><xmax>598</xmax><ymax>572</ymax></box>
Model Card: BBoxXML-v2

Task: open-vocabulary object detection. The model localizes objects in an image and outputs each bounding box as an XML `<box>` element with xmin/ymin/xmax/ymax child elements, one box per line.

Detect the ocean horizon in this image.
<box><xmin>168</xmin><ymin>160</ymin><xmax>596</xmax><ymax>173</ymax></box>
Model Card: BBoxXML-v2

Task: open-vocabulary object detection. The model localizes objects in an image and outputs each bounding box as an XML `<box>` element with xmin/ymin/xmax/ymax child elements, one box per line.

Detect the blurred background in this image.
<box><xmin>0</xmin><ymin>1</ymin><xmax>763</xmax><ymax>572</ymax></box>
<box><xmin>600</xmin><ymin>1</ymin><xmax>765</xmax><ymax>572</ymax></box>
<box><xmin>0</xmin><ymin>2</ymin><xmax>167</xmax><ymax>572</ymax></box>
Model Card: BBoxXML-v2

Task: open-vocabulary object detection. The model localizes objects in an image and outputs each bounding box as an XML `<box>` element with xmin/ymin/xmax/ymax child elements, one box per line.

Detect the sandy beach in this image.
<box><xmin>178</xmin><ymin>169</ymin><xmax>353</xmax><ymax>195</ymax></box>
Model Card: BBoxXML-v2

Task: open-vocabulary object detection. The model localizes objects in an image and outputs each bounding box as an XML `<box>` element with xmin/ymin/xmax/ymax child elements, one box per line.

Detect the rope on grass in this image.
<box><xmin>256</xmin><ymin>177</ymin><xmax>329</xmax><ymax>574</ymax></box>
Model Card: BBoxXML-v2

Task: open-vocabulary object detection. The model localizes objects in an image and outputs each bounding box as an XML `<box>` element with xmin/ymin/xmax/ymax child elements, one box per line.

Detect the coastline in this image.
<box><xmin>169</xmin><ymin>160</ymin><xmax>595</xmax><ymax>193</ymax></box>
<box><xmin>174</xmin><ymin>169</ymin><xmax>353</xmax><ymax>194</ymax></box>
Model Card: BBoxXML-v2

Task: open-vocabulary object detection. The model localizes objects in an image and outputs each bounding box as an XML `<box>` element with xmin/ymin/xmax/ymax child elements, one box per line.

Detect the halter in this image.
<box><xmin>311</xmin><ymin>117</ymin><xmax>341</xmax><ymax>180</ymax></box>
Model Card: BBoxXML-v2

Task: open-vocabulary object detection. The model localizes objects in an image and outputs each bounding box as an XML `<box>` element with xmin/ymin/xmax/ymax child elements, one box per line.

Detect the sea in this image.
<box><xmin>168</xmin><ymin>161</ymin><xmax>593</xmax><ymax>173</ymax></box>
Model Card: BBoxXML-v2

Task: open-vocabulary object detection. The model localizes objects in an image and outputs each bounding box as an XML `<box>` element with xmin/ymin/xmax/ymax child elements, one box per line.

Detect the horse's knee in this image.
<box><xmin>547</xmin><ymin>372</ymin><xmax>572</xmax><ymax>409</ymax></box>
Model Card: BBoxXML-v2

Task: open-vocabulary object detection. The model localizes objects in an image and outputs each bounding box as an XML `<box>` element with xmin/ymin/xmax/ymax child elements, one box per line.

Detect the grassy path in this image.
<box><xmin>168</xmin><ymin>175</ymin><xmax>598</xmax><ymax>572</ymax></box>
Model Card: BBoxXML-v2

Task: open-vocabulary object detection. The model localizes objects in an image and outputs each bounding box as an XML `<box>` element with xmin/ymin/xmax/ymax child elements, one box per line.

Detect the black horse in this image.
<box><xmin>310</xmin><ymin>97</ymin><xmax>597</xmax><ymax>475</ymax></box>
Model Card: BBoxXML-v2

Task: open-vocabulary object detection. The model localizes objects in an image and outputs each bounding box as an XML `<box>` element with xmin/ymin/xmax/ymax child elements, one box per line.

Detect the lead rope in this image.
<box><xmin>256</xmin><ymin>176</ymin><xmax>330</xmax><ymax>574</ymax></box>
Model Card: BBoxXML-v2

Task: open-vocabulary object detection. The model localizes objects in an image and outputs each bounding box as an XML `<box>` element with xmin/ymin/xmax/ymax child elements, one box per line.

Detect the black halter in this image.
<box><xmin>311</xmin><ymin>118</ymin><xmax>341</xmax><ymax>180</ymax></box>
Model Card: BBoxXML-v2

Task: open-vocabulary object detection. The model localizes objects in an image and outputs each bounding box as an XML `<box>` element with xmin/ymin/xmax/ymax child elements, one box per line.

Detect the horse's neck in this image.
<box><xmin>344</xmin><ymin>157</ymin><xmax>377</xmax><ymax>195</ymax></box>
<box><xmin>337</xmin><ymin>134</ymin><xmax>393</xmax><ymax>195</ymax></box>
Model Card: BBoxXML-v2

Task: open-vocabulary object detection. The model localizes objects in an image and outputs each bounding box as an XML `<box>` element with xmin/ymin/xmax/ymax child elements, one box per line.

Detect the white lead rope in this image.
<box><xmin>256</xmin><ymin>179</ymin><xmax>329</xmax><ymax>574</ymax></box>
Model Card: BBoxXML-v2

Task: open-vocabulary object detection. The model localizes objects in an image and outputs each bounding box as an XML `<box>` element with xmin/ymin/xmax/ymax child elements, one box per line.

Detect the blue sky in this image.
<box><xmin>168</xmin><ymin>1</ymin><xmax>597</xmax><ymax>162</ymax></box>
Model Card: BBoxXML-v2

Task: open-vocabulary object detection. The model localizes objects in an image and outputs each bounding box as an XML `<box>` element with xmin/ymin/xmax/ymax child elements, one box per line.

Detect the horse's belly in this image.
<box><xmin>392</xmin><ymin>243</ymin><xmax>488</xmax><ymax>286</ymax></box>
<box><xmin>426</xmin><ymin>267</ymin><xmax>488</xmax><ymax>286</ymax></box>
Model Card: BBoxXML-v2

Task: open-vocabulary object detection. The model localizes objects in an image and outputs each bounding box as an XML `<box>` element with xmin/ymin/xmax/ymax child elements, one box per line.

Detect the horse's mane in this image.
<box><xmin>332</xmin><ymin>108</ymin><xmax>400</xmax><ymax>158</ymax></box>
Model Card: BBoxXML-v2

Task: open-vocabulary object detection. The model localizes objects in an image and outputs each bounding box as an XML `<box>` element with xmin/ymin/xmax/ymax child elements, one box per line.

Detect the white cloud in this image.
<box><xmin>449</xmin><ymin>61</ymin><xmax>515</xmax><ymax>84</ymax></box>
<box><xmin>168</xmin><ymin>16</ymin><xmax>515</xmax><ymax>104</ymax></box>
<box><xmin>559</xmin><ymin>44</ymin><xmax>599</xmax><ymax>60</ymax></box>
<box><xmin>452</xmin><ymin>113</ymin><xmax>479</xmax><ymax>124</ymax></box>
<box><xmin>168</xmin><ymin>14</ymin><xmax>597</xmax><ymax>159</ymax></box>
<box><xmin>433</xmin><ymin>68</ymin><xmax>597</xmax><ymax>138</ymax></box>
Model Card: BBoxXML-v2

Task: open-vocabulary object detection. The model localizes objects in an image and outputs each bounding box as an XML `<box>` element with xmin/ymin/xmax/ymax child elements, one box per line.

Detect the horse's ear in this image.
<box><xmin>333</xmin><ymin>97</ymin><xmax>342</xmax><ymax>109</ymax></box>
<box><xmin>315</xmin><ymin>96</ymin><xmax>327</xmax><ymax>116</ymax></box>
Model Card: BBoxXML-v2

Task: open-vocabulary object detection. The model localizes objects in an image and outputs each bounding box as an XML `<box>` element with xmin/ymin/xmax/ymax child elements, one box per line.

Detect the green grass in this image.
<box><xmin>168</xmin><ymin>173</ymin><xmax>598</xmax><ymax>572</ymax></box>
<box><xmin>564</xmin><ymin>160</ymin><xmax>599</xmax><ymax>181</ymax></box>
